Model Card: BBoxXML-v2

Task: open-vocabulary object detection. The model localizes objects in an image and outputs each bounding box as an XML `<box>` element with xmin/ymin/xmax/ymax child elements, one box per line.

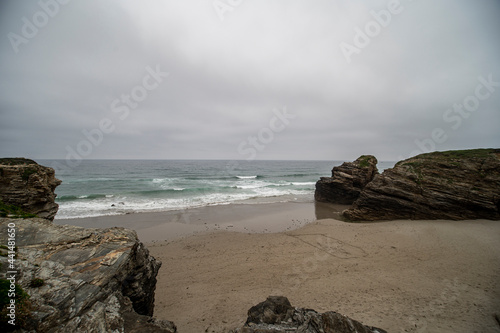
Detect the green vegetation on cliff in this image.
<box><xmin>0</xmin><ymin>158</ymin><xmax>38</xmax><ymax>166</ymax></box>
<box><xmin>0</xmin><ymin>201</ymin><xmax>37</xmax><ymax>219</ymax></box>
<box><xmin>0</xmin><ymin>279</ymin><xmax>32</xmax><ymax>331</ymax></box>
<box><xmin>396</xmin><ymin>149</ymin><xmax>499</xmax><ymax>167</ymax></box>
<box><xmin>358</xmin><ymin>155</ymin><xmax>373</xmax><ymax>168</ymax></box>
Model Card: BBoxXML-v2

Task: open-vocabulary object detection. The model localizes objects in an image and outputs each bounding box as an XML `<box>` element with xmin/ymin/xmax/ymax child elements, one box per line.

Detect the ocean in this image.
<box><xmin>38</xmin><ymin>159</ymin><xmax>396</xmax><ymax>220</ymax></box>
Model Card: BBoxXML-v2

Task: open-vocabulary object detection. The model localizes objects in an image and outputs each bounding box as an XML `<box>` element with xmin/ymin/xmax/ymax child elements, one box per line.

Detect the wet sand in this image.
<box><xmin>55</xmin><ymin>203</ymin><xmax>500</xmax><ymax>333</ymax></box>
<box><xmin>55</xmin><ymin>201</ymin><xmax>346</xmax><ymax>242</ymax></box>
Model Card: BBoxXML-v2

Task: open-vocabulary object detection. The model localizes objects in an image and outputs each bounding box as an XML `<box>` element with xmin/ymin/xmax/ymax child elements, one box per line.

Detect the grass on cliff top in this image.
<box><xmin>396</xmin><ymin>148</ymin><xmax>499</xmax><ymax>167</ymax></box>
<box><xmin>419</xmin><ymin>148</ymin><xmax>499</xmax><ymax>159</ymax></box>
<box><xmin>357</xmin><ymin>155</ymin><xmax>375</xmax><ymax>168</ymax></box>
<box><xmin>0</xmin><ymin>201</ymin><xmax>37</xmax><ymax>219</ymax></box>
<box><xmin>0</xmin><ymin>158</ymin><xmax>38</xmax><ymax>166</ymax></box>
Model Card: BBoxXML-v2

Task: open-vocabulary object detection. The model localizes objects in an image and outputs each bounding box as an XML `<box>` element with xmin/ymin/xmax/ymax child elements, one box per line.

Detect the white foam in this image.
<box><xmin>56</xmin><ymin>186</ymin><xmax>315</xmax><ymax>220</ymax></box>
<box><xmin>291</xmin><ymin>182</ymin><xmax>316</xmax><ymax>186</ymax></box>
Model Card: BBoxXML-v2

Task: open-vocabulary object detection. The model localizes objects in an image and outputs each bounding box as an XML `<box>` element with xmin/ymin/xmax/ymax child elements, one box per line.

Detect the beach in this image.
<box><xmin>55</xmin><ymin>202</ymin><xmax>500</xmax><ymax>333</ymax></box>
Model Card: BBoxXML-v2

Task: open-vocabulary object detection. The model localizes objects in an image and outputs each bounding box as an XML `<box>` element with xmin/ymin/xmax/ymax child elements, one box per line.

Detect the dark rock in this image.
<box><xmin>0</xmin><ymin>158</ymin><xmax>61</xmax><ymax>221</ymax></box>
<box><xmin>0</xmin><ymin>218</ymin><xmax>175</xmax><ymax>333</ymax></box>
<box><xmin>234</xmin><ymin>296</ymin><xmax>386</xmax><ymax>333</ymax></box>
<box><xmin>315</xmin><ymin>155</ymin><xmax>378</xmax><ymax>204</ymax></box>
<box><xmin>246</xmin><ymin>296</ymin><xmax>294</xmax><ymax>325</ymax></box>
<box><xmin>343</xmin><ymin>149</ymin><xmax>500</xmax><ymax>221</ymax></box>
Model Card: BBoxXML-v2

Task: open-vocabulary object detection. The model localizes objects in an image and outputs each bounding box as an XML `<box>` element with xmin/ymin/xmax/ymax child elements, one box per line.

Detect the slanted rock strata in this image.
<box><xmin>0</xmin><ymin>218</ymin><xmax>175</xmax><ymax>332</ymax></box>
<box><xmin>0</xmin><ymin>158</ymin><xmax>61</xmax><ymax>221</ymax></box>
<box><xmin>343</xmin><ymin>149</ymin><xmax>500</xmax><ymax>220</ymax></box>
<box><xmin>315</xmin><ymin>155</ymin><xmax>378</xmax><ymax>204</ymax></box>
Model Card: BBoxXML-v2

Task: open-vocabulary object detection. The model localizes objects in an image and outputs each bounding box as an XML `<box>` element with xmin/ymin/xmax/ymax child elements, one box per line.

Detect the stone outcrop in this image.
<box><xmin>0</xmin><ymin>158</ymin><xmax>61</xmax><ymax>221</ymax></box>
<box><xmin>315</xmin><ymin>155</ymin><xmax>378</xmax><ymax>204</ymax></box>
<box><xmin>0</xmin><ymin>218</ymin><xmax>176</xmax><ymax>333</ymax></box>
<box><xmin>343</xmin><ymin>149</ymin><xmax>500</xmax><ymax>221</ymax></box>
<box><xmin>234</xmin><ymin>296</ymin><xmax>386</xmax><ymax>333</ymax></box>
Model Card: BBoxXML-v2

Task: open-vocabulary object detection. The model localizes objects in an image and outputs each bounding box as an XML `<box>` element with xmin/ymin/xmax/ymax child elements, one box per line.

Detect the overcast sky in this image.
<box><xmin>1</xmin><ymin>0</ymin><xmax>499</xmax><ymax>162</ymax></box>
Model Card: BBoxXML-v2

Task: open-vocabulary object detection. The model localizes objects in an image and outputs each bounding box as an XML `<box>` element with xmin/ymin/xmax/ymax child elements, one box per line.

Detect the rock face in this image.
<box><xmin>234</xmin><ymin>296</ymin><xmax>386</xmax><ymax>333</ymax></box>
<box><xmin>315</xmin><ymin>155</ymin><xmax>378</xmax><ymax>204</ymax></box>
<box><xmin>0</xmin><ymin>218</ymin><xmax>176</xmax><ymax>333</ymax></box>
<box><xmin>343</xmin><ymin>149</ymin><xmax>500</xmax><ymax>221</ymax></box>
<box><xmin>0</xmin><ymin>158</ymin><xmax>61</xmax><ymax>221</ymax></box>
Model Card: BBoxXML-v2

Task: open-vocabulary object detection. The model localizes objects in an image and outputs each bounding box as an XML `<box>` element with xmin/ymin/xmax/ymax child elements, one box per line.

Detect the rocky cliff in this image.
<box><xmin>0</xmin><ymin>218</ymin><xmax>176</xmax><ymax>332</ymax></box>
<box><xmin>315</xmin><ymin>155</ymin><xmax>378</xmax><ymax>204</ymax></box>
<box><xmin>0</xmin><ymin>158</ymin><xmax>61</xmax><ymax>221</ymax></box>
<box><xmin>343</xmin><ymin>149</ymin><xmax>500</xmax><ymax>221</ymax></box>
<box><xmin>233</xmin><ymin>296</ymin><xmax>386</xmax><ymax>333</ymax></box>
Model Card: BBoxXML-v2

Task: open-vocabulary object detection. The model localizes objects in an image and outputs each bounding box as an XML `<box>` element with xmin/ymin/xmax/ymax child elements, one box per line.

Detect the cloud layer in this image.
<box><xmin>1</xmin><ymin>0</ymin><xmax>499</xmax><ymax>161</ymax></box>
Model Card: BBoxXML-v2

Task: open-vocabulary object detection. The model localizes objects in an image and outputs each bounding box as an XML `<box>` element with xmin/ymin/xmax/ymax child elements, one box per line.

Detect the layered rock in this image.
<box><xmin>343</xmin><ymin>149</ymin><xmax>500</xmax><ymax>221</ymax></box>
<box><xmin>0</xmin><ymin>158</ymin><xmax>61</xmax><ymax>221</ymax></box>
<box><xmin>234</xmin><ymin>296</ymin><xmax>386</xmax><ymax>333</ymax></box>
<box><xmin>0</xmin><ymin>218</ymin><xmax>176</xmax><ymax>333</ymax></box>
<box><xmin>315</xmin><ymin>155</ymin><xmax>378</xmax><ymax>204</ymax></box>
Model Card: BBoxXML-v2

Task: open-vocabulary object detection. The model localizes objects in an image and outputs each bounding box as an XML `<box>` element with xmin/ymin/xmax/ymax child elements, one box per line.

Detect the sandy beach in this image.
<box><xmin>55</xmin><ymin>201</ymin><xmax>346</xmax><ymax>242</ymax></box>
<box><xmin>55</xmin><ymin>202</ymin><xmax>500</xmax><ymax>333</ymax></box>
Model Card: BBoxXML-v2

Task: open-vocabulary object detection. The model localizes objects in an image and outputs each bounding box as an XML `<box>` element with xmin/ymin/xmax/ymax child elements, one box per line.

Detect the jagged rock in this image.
<box><xmin>0</xmin><ymin>158</ymin><xmax>61</xmax><ymax>221</ymax></box>
<box><xmin>343</xmin><ymin>149</ymin><xmax>500</xmax><ymax>221</ymax></box>
<box><xmin>0</xmin><ymin>218</ymin><xmax>175</xmax><ymax>333</ymax></box>
<box><xmin>315</xmin><ymin>155</ymin><xmax>378</xmax><ymax>204</ymax></box>
<box><xmin>234</xmin><ymin>296</ymin><xmax>386</xmax><ymax>333</ymax></box>
<box><xmin>246</xmin><ymin>296</ymin><xmax>294</xmax><ymax>325</ymax></box>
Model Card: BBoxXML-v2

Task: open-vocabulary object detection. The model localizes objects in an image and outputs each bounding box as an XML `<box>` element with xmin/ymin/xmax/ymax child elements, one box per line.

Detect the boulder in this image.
<box><xmin>234</xmin><ymin>296</ymin><xmax>386</xmax><ymax>333</ymax></box>
<box><xmin>0</xmin><ymin>158</ymin><xmax>61</xmax><ymax>221</ymax></box>
<box><xmin>343</xmin><ymin>149</ymin><xmax>500</xmax><ymax>221</ymax></box>
<box><xmin>0</xmin><ymin>218</ymin><xmax>176</xmax><ymax>332</ymax></box>
<box><xmin>315</xmin><ymin>155</ymin><xmax>378</xmax><ymax>204</ymax></box>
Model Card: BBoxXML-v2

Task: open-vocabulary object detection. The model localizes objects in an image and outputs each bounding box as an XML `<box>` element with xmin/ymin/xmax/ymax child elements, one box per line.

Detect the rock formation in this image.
<box><xmin>0</xmin><ymin>217</ymin><xmax>176</xmax><ymax>332</ymax></box>
<box><xmin>315</xmin><ymin>155</ymin><xmax>378</xmax><ymax>204</ymax></box>
<box><xmin>0</xmin><ymin>158</ymin><xmax>61</xmax><ymax>221</ymax></box>
<box><xmin>343</xmin><ymin>149</ymin><xmax>500</xmax><ymax>221</ymax></box>
<box><xmin>234</xmin><ymin>296</ymin><xmax>386</xmax><ymax>333</ymax></box>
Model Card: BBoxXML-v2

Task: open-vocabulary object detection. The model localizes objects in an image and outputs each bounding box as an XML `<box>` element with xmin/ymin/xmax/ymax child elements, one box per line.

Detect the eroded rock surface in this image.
<box><xmin>234</xmin><ymin>296</ymin><xmax>386</xmax><ymax>333</ymax></box>
<box><xmin>343</xmin><ymin>149</ymin><xmax>500</xmax><ymax>221</ymax></box>
<box><xmin>315</xmin><ymin>155</ymin><xmax>378</xmax><ymax>204</ymax></box>
<box><xmin>0</xmin><ymin>158</ymin><xmax>61</xmax><ymax>221</ymax></box>
<box><xmin>0</xmin><ymin>218</ymin><xmax>175</xmax><ymax>333</ymax></box>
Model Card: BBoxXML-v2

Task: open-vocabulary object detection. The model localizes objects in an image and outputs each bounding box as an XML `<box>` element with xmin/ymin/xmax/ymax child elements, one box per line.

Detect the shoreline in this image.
<box><xmin>54</xmin><ymin>201</ymin><xmax>349</xmax><ymax>242</ymax></box>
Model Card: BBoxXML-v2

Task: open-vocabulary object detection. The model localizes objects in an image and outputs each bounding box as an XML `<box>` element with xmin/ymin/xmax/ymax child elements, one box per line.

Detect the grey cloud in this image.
<box><xmin>1</xmin><ymin>0</ymin><xmax>499</xmax><ymax>161</ymax></box>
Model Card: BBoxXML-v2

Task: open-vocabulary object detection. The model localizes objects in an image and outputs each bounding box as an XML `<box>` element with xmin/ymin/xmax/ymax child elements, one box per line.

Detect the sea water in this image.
<box><xmin>38</xmin><ymin>159</ymin><xmax>395</xmax><ymax>219</ymax></box>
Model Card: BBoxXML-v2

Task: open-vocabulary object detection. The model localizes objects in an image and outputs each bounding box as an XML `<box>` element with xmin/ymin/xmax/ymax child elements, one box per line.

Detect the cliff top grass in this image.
<box><xmin>396</xmin><ymin>149</ymin><xmax>499</xmax><ymax>167</ymax></box>
<box><xmin>419</xmin><ymin>148</ymin><xmax>499</xmax><ymax>160</ymax></box>
<box><xmin>357</xmin><ymin>155</ymin><xmax>377</xmax><ymax>168</ymax></box>
<box><xmin>0</xmin><ymin>158</ymin><xmax>38</xmax><ymax>166</ymax></box>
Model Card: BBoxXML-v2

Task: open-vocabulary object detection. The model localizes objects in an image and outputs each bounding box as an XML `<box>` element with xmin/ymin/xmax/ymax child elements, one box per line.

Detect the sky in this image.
<box><xmin>1</xmin><ymin>0</ymin><xmax>499</xmax><ymax>162</ymax></box>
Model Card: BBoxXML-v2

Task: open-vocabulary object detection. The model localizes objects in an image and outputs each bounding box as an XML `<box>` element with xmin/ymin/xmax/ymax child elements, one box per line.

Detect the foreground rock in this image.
<box><xmin>344</xmin><ymin>149</ymin><xmax>500</xmax><ymax>221</ymax></box>
<box><xmin>234</xmin><ymin>296</ymin><xmax>386</xmax><ymax>333</ymax></box>
<box><xmin>315</xmin><ymin>155</ymin><xmax>378</xmax><ymax>204</ymax></box>
<box><xmin>0</xmin><ymin>218</ymin><xmax>176</xmax><ymax>332</ymax></box>
<box><xmin>0</xmin><ymin>158</ymin><xmax>61</xmax><ymax>221</ymax></box>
